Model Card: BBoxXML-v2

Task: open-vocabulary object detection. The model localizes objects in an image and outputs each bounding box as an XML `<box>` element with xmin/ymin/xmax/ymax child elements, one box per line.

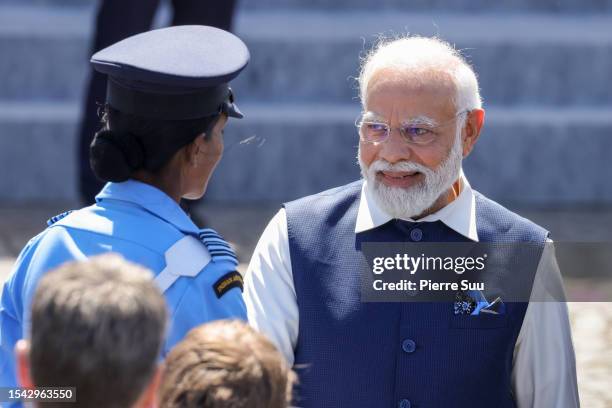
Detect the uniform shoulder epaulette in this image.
<box><xmin>198</xmin><ymin>228</ymin><xmax>239</xmax><ymax>266</ymax></box>
<box><xmin>47</xmin><ymin>210</ymin><xmax>74</xmax><ymax>226</ymax></box>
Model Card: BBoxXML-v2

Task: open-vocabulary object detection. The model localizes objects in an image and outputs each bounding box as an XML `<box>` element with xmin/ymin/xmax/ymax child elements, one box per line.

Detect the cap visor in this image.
<box><xmin>225</xmin><ymin>102</ymin><xmax>244</xmax><ymax>119</ymax></box>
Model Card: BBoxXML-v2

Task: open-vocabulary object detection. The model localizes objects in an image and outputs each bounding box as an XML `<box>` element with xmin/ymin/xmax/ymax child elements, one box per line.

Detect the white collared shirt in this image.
<box><xmin>244</xmin><ymin>174</ymin><xmax>579</xmax><ymax>408</ymax></box>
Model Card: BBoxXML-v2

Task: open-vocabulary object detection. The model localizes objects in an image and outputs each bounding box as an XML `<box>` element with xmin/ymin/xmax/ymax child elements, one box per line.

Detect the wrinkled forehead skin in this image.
<box><xmin>364</xmin><ymin>67</ymin><xmax>458</xmax><ymax>121</ymax></box>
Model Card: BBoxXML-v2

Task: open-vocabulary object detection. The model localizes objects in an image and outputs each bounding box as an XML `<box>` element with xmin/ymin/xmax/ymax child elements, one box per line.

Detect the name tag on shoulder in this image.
<box><xmin>213</xmin><ymin>271</ymin><xmax>244</xmax><ymax>298</ymax></box>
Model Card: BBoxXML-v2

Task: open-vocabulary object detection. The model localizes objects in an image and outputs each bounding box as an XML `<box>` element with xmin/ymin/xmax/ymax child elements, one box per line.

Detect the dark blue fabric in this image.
<box><xmin>91</xmin><ymin>25</ymin><xmax>249</xmax><ymax>88</ymax></box>
<box><xmin>284</xmin><ymin>180</ymin><xmax>548</xmax><ymax>408</ymax></box>
<box><xmin>90</xmin><ymin>25</ymin><xmax>248</xmax><ymax>120</ymax></box>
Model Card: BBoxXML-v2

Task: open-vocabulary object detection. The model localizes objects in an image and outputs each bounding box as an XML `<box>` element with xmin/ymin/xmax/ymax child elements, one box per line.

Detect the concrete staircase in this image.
<box><xmin>1</xmin><ymin>0</ymin><xmax>611</xmax><ymax>204</ymax></box>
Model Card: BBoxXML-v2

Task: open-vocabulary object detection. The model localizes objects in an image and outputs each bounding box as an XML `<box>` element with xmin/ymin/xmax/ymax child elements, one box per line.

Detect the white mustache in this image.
<box><xmin>368</xmin><ymin>160</ymin><xmax>431</xmax><ymax>175</ymax></box>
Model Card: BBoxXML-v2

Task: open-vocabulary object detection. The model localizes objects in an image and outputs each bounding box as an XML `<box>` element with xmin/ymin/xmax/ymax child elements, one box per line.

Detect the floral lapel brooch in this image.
<box><xmin>454</xmin><ymin>290</ymin><xmax>505</xmax><ymax>316</ymax></box>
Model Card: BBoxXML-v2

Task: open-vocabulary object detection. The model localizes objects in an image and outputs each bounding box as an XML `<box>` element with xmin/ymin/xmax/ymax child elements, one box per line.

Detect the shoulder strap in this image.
<box><xmin>198</xmin><ymin>228</ymin><xmax>239</xmax><ymax>266</ymax></box>
<box><xmin>47</xmin><ymin>210</ymin><xmax>74</xmax><ymax>226</ymax></box>
<box><xmin>155</xmin><ymin>229</ymin><xmax>239</xmax><ymax>293</ymax></box>
<box><xmin>154</xmin><ymin>235</ymin><xmax>212</xmax><ymax>293</ymax></box>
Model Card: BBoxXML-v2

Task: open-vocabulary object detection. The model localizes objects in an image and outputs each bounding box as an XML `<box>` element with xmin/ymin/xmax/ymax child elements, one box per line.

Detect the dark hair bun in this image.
<box><xmin>90</xmin><ymin>130</ymin><xmax>144</xmax><ymax>182</ymax></box>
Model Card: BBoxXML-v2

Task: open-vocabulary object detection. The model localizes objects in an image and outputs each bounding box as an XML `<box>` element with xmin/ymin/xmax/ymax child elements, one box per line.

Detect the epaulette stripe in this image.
<box><xmin>208</xmin><ymin>251</ymin><xmax>238</xmax><ymax>259</ymax></box>
<box><xmin>46</xmin><ymin>210</ymin><xmax>74</xmax><ymax>226</ymax></box>
<box><xmin>206</xmin><ymin>245</ymin><xmax>232</xmax><ymax>252</ymax></box>
<box><xmin>200</xmin><ymin>237</ymin><xmax>229</xmax><ymax>245</ymax></box>
<box><xmin>206</xmin><ymin>244</ymin><xmax>232</xmax><ymax>251</ymax></box>
<box><xmin>201</xmin><ymin>238</ymin><xmax>229</xmax><ymax>246</ymax></box>
<box><xmin>211</xmin><ymin>255</ymin><xmax>239</xmax><ymax>265</ymax></box>
<box><xmin>213</xmin><ymin>252</ymin><xmax>237</xmax><ymax>259</ymax></box>
<box><xmin>196</xmin><ymin>228</ymin><xmax>238</xmax><ymax>264</ymax></box>
<box><xmin>198</xmin><ymin>229</ymin><xmax>222</xmax><ymax>236</ymax></box>
<box><xmin>207</xmin><ymin>247</ymin><xmax>238</xmax><ymax>255</ymax></box>
<box><xmin>208</xmin><ymin>249</ymin><xmax>238</xmax><ymax>258</ymax></box>
<box><xmin>199</xmin><ymin>236</ymin><xmax>226</xmax><ymax>243</ymax></box>
<box><xmin>198</xmin><ymin>231</ymin><xmax>220</xmax><ymax>236</ymax></box>
<box><xmin>198</xmin><ymin>228</ymin><xmax>217</xmax><ymax>233</ymax></box>
<box><xmin>200</xmin><ymin>239</ymin><xmax>231</xmax><ymax>247</ymax></box>
<box><xmin>209</xmin><ymin>249</ymin><xmax>234</xmax><ymax>255</ymax></box>
<box><xmin>198</xmin><ymin>233</ymin><xmax>225</xmax><ymax>240</ymax></box>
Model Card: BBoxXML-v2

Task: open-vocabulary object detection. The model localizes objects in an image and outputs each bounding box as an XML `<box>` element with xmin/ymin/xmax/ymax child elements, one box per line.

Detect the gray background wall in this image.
<box><xmin>0</xmin><ymin>0</ymin><xmax>611</xmax><ymax>206</ymax></box>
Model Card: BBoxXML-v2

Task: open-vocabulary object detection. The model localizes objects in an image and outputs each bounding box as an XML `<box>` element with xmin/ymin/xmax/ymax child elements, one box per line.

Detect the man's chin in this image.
<box><xmin>371</xmin><ymin>183</ymin><xmax>430</xmax><ymax>219</ymax></box>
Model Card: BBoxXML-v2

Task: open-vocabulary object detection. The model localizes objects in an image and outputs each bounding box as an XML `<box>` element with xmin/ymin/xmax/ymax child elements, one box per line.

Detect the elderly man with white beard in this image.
<box><xmin>244</xmin><ymin>36</ymin><xmax>579</xmax><ymax>408</ymax></box>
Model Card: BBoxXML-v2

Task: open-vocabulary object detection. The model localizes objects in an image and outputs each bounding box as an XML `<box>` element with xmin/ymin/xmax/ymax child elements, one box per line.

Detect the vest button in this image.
<box><xmin>410</xmin><ymin>228</ymin><xmax>423</xmax><ymax>241</ymax></box>
<box><xmin>399</xmin><ymin>399</ymin><xmax>411</xmax><ymax>408</ymax></box>
<box><xmin>402</xmin><ymin>339</ymin><xmax>416</xmax><ymax>353</ymax></box>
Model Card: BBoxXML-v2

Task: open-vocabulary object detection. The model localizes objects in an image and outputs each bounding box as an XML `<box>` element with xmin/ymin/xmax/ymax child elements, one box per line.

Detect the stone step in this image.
<box><xmin>244</xmin><ymin>0</ymin><xmax>612</xmax><ymax>13</ymax></box>
<box><xmin>1</xmin><ymin>6</ymin><xmax>612</xmax><ymax>105</ymax></box>
<box><xmin>4</xmin><ymin>0</ymin><xmax>612</xmax><ymax>13</ymax></box>
<box><xmin>1</xmin><ymin>100</ymin><xmax>611</xmax><ymax>205</ymax></box>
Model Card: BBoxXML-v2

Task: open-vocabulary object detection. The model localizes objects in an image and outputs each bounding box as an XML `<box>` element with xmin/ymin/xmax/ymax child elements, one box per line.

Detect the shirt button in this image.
<box><xmin>402</xmin><ymin>339</ymin><xmax>416</xmax><ymax>353</ymax></box>
<box><xmin>410</xmin><ymin>228</ymin><xmax>423</xmax><ymax>241</ymax></box>
<box><xmin>399</xmin><ymin>399</ymin><xmax>411</xmax><ymax>408</ymax></box>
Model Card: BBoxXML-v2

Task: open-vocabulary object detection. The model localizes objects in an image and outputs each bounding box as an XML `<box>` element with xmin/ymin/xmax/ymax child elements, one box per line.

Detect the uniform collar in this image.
<box><xmin>355</xmin><ymin>169</ymin><xmax>479</xmax><ymax>242</ymax></box>
<box><xmin>95</xmin><ymin>180</ymin><xmax>200</xmax><ymax>234</ymax></box>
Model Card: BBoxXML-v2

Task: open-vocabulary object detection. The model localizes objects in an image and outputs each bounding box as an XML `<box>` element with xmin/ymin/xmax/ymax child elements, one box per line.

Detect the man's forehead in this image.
<box><xmin>364</xmin><ymin>70</ymin><xmax>457</xmax><ymax>119</ymax></box>
<box><xmin>367</xmin><ymin>67</ymin><xmax>456</xmax><ymax>93</ymax></box>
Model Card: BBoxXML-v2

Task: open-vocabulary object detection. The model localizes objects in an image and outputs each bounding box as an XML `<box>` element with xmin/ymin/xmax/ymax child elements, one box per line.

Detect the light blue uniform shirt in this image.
<box><xmin>0</xmin><ymin>180</ymin><xmax>246</xmax><ymax>395</ymax></box>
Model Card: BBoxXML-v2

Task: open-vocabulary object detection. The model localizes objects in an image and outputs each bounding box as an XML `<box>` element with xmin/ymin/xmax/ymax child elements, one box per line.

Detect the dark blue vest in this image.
<box><xmin>284</xmin><ymin>181</ymin><xmax>548</xmax><ymax>408</ymax></box>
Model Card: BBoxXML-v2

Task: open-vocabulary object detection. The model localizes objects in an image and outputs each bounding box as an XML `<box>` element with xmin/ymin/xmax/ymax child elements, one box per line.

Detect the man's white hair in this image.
<box><xmin>358</xmin><ymin>36</ymin><xmax>482</xmax><ymax>112</ymax></box>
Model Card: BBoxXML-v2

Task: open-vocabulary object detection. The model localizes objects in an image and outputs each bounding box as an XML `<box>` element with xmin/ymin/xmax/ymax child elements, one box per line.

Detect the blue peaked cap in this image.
<box><xmin>91</xmin><ymin>25</ymin><xmax>249</xmax><ymax>120</ymax></box>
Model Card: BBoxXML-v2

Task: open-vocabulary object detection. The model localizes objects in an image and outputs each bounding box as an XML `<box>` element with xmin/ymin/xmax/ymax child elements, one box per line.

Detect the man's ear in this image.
<box><xmin>462</xmin><ymin>108</ymin><xmax>485</xmax><ymax>158</ymax></box>
<box><xmin>135</xmin><ymin>363</ymin><xmax>164</xmax><ymax>408</ymax></box>
<box><xmin>15</xmin><ymin>339</ymin><xmax>34</xmax><ymax>388</ymax></box>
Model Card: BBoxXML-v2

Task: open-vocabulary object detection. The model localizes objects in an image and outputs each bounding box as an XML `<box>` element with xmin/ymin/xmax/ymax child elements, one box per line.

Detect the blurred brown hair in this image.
<box><xmin>29</xmin><ymin>253</ymin><xmax>167</xmax><ymax>408</ymax></box>
<box><xmin>159</xmin><ymin>320</ymin><xmax>295</xmax><ymax>408</ymax></box>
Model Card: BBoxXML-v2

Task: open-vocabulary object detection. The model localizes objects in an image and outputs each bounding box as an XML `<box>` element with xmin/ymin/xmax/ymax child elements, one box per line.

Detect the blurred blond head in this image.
<box><xmin>159</xmin><ymin>320</ymin><xmax>296</xmax><ymax>408</ymax></box>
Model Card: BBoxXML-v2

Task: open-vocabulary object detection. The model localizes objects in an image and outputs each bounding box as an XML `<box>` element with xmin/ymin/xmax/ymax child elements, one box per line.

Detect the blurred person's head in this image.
<box><xmin>15</xmin><ymin>254</ymin><xmax>168</xmax><ymax>408</ymax></box>
<box><xmin>159</xmin><ymin>320</ymin><xmax>295</xmax><ymax>408</ymax></box>
<box><xmin>356</xmin><ymin>36</ymin><xmax>485</xmax><ymax>219</ymax></box>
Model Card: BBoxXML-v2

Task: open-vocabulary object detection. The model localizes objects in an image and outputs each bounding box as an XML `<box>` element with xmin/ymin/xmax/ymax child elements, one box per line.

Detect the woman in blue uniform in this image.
<box><xmin>0</xmin><ymin>25</ymin><xmax>250</xmax><ymax>392</ymax></box>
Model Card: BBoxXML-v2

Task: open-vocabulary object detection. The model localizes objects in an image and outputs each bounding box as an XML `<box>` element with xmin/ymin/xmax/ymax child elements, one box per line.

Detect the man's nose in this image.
<box><xmin>378</xmin><ymin>127</ymin><xmax>412</xmax><ymax>164</ymax></box>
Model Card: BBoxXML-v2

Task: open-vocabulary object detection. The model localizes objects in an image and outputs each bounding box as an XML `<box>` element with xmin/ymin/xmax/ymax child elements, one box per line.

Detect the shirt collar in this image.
<box><xmin>95</xmin><ymin>180</ymin><xmax>200</xmax><ymax>235</ymax></box>
<box><xmin>355</xmin><ymin>169</ymin><xmax>479</xmax><ymax>242</ymax></box>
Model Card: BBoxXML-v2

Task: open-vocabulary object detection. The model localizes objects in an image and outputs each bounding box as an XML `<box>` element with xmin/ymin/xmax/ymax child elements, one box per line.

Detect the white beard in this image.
<box><xmin>358</xmin><ymin>129</ymin><xmax>463</xmax><ymax>220</ymax></box>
